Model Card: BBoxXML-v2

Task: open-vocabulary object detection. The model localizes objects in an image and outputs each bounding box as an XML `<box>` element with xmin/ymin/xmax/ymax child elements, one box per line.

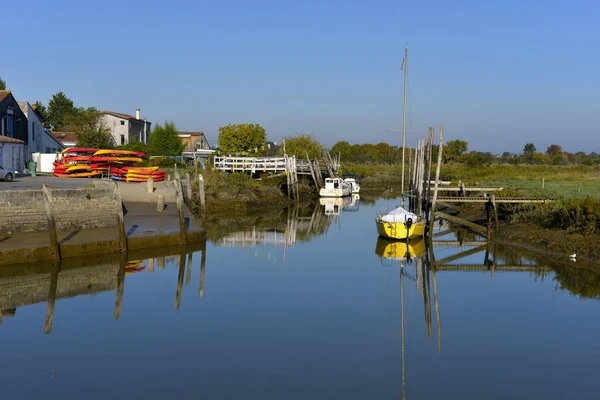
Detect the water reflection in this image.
<box><xmin>0</xmin><ymin>244</ymin><xmax>206</xmax><ymax>332</ymax></box>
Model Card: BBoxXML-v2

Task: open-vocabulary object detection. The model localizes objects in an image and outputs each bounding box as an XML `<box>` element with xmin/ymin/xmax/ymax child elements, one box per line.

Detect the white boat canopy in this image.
<box><xmin>380</xmin><ymin>206</ymin><xmax>419</xmax><ymax>223</ymax></box>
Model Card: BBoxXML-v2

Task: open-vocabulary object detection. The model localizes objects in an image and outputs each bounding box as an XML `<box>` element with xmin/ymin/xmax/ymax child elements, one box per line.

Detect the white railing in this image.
<box><xmin>213</xmin><ymin>156</ymin><xmax>288</xmax><ymax>172</ymax></box>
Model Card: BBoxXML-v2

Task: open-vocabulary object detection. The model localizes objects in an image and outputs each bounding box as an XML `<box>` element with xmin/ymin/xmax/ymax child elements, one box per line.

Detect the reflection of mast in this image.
<box><xmin>427</xmin><ymin>241</ymin><xmax>442</xmax><ymax>354</ymax></box>
<box><xmin>400</xmin><ymin>264</ymin><xmax>406</xmax><ymax>400</ymax></box>
<box><xmin>44</xmin><ymin>260</ymin><xmax>60</xmax><ymax>334</ymax></box>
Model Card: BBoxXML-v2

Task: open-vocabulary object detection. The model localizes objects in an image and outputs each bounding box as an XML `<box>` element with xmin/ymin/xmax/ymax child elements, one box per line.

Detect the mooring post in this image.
<box><xmin>542</xmin><ymin>177</ymin><xmax>545</xmax><ymax>190</ymax></box>
<box><xmin>491</xmin><ymin>193</ymin><xmax>499</xmax><ymax>233</ymax></box>
<box><xmin>42</xmin><ymin>184</ymin><xmax>60</xmax><ymax>261</ymax></box>
<box><xmin>174</xmin><ymin>177</ymin><xmax>187</xmax><ymax>245</ymax></box>
<box><xmin>147</xmin><ymin>177</ymin><xmax>154</xmax><ymax>194</ymax></box>
<box><xmin>185</xmin><ymin>173</ymin><xmax>192</xmax><ymax>205</ymax></box>
<box><xmin>578</xmin><ymin>183</ymin><xmax>582</xmax><ymax>192</ymax></box>
<box><xmin>112</xmin><ymin>181</ymin><xmax>127</xmax><ymax>253</ymax></box>
<box><xmin>156</xmin><ymin>194</ymin><xmax>165</xmax><ymax>212</ymax></box>
<box><xmin>198</xmin><ymin>174</ymin><xmax>206</xmax><ymax>217</ymax></box>
<box><xmin>429</xmin><ymin>124</ymin><xmax>444</xmax><ymax>234</ymax></box>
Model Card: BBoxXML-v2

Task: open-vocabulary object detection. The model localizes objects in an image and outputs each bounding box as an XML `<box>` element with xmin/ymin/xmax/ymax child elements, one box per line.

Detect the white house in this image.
<box><xmin>101</xmin><ymin>109</ymin><xmax>151</xmax><ymax>146</ymax></box>
<box><xmin>0</xmin><ymin>136</ymin><xmax>25</xmax><ymax>172</ymax></box>
<box><xmin>18</xmin><ymin>102</ymin><xmax>65</xmax><ymax>157</ymax></box>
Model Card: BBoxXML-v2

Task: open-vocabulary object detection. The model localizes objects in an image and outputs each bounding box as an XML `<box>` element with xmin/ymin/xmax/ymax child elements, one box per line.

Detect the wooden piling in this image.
<box><xmin>198</xmin><ymin>174</ymin><xmax>206</xmax><ymax>218</ymax></box>
<box><xmin>112</xmin><ymin>181</ymin><xmax>127</xmax><ymax>253</ymax></box>
<box><xmin>542</xmin><ymin>177</ymin><xmax>545</xmax><ymax>189</ymax></box>
<box><xmin>491</xmin><ymin>194</ymin><xmax>499</xmax><ymax>233</ymax></box>
<box><xmin>425</xmin><ymin>127</ymin><xmax>434</xmax><ymax>215</ymax></box>
<box><xmin>435</xmin><ymin>211</ymin><xmax>488</xmax><ymax>233</ymax></box>
<box><xmin>174</xmin><ymin>178</ymin><xmax>187</xmax><ymax>245</ymax></box>
<box><xmin>185</xmin><ymin>173</ymin><xmax>192</xmax><ymax>205</ymax></box>
<box><xmin>306</xmin><ymin>152</ymin><xmax>319</xmax><ymax>190</ymax></box>
<box><xmin>578</xmin><ymin>183</ymin><xmax>582</xmax><ymax>192</ymax></box>
<box><xmin>42</xmin><ymin>184</ymin><xmax>60</xmax><ymax>261</ymax></box>
<box><xmin>429</xmin><ymin>124</ymin><xmax>444</xmax><ymax>233</ymax></box>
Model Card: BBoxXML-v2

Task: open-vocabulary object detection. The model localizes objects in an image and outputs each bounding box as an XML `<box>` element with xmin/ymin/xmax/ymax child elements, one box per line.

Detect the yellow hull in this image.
<box><xmin>375</xmin><ymin>237</ymin><xmax>426</xmax><ymax>259</ymax></box>
<box><xmin>375</xmin><ymin>218</ymin><xmax>426</xmax><ymax>240</ymax></box>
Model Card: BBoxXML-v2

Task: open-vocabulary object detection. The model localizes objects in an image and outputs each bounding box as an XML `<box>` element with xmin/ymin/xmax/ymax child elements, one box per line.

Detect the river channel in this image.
<box><xmin>1</xmin><ymin>195</ymin><xmax>599</xmax><ymax>399</ymax></box>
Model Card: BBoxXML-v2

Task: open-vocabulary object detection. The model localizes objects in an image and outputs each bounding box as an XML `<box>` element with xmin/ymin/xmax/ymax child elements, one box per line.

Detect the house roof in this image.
<box><xmin>178</xmin><ymin>131</ymin><xmax>205</xmax><ymax>136</ymax></box>
<box><xmin>0</xmin><ymin>136</ymin><xmax>25</xmax><ymax>144</ymax></box>
<box><xmin>52</xmin><ymin>132</ymin><xmax>79</xmax><ymax>143</ymax></box>
<box><xmin>0</xmin><ymin>90</ymin><xmax>13</xmax><ymax>103</ymax></box>
<box><xmin>103</xmin><ymin>110</ymin><xmax>147</xmax><ymax>121</ymax></box>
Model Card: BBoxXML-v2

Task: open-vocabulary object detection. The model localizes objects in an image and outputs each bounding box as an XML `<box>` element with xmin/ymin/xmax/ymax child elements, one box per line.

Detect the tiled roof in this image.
<box><xmin>103</xmin><ymin>110</ymin><xmax>140</xmax><ymax>120</ymax></box>
<box><xmin>0</xmin><ymin>136</ymin><xmax>25</xmax><ymax>144</ymax></box>
<box><xmin>0</xmin><ymin>90</ymin><xmax>12</xmax><ymax>103</ymax></box>
<box><xmin>52</xmin><ymin>132</ymin><xmax>79</xmax><ymax>143</ymax></box>
<box><xmin>178</xmin><ymin>131</ymin><xmax>205</xmax><ymax>136</ymax></box>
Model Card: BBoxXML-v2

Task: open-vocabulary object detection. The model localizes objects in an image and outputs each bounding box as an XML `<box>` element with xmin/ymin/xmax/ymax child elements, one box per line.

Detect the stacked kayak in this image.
<box><xmin>110</xmin><ymin>166</ymin><xmax>166</xmax><ymax>182</ymax></box>
<box><xmin>53</xmin><ymin>148</ymin><xmax>147</xmax><ymax>178</ymax></box>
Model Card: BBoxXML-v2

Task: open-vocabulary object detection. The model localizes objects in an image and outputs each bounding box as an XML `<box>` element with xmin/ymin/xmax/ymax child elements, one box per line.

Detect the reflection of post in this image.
<box><xmin>158</xmin><ymin>256</ymin><xmax>166</xmax><ymax>270</ymax></box>
<box><xmin>186</xmin><ymin>252</ymin><xmax>193</xmax><ymax>286</ymax></box>
<box><xmin>44</xmin><ymin>260</ymin><xmax>60</xmax><ymax>334</ymax></box>
<box><xmin>427</xmin><ymin>242</ymin><xmax>442</xmax><ymax>354</ymax></box>
<box><xmin>175</xmin><ymin>249</ymin><xmax>186</xmax><ymax>310</ymax></box>
<box><xmin>114</xmin><ymin>254</ymin><xmax>127</xmax><ymax>320</ymax></box>
<box><xmin>422</xmin><ymin>259</ymin><xmax>432</xmax><ymax>341</ymax></box>
<box><xmin>148</xmin><ymin>258</ymin><xmax>155</xmax><ymax>273</ymax></box>
<box><xmin>199</xmin><ymin>247</ymin><xmax>206</xmax><ymax>297</ymax></box>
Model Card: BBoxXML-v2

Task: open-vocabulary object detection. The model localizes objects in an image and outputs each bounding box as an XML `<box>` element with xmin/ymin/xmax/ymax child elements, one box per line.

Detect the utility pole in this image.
<box><xmin>401</xmin><ymin>47</ymin><xmax>408</xmax><ymax>196</ymax></box>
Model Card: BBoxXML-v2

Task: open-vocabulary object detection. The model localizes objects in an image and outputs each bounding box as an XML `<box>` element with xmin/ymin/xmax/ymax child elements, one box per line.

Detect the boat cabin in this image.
<box><xmin>324</xmin><ymin>177</ymin><xmax>344</xmax><ymax>190</ymax></box>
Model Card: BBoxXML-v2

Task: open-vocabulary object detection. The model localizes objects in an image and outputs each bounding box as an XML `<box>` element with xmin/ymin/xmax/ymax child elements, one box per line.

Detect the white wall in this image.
<box><xmin>32</xmin><ymin>152</ymin><xmax>59</xmax><ymax>173</ymax></box>
<box><xmin>0</xmin><ymin>143</ymin><xmax>25</xmax><ymax>171</ymax></box>
<box><xmin>101</xmin><ymin>114</ymin><xmax>130</xmax><ymax>146</ymax></box>
<box><xmin>18</xmin><ymin>103</ymin><xmax>64</xmax><ymax>158</ymax></box>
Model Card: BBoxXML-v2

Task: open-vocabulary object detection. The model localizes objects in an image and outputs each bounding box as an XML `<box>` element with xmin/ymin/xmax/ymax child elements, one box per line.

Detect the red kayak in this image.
<box><xmin>62</xmin><ymin>147</ymin><xmax>99</xmax><ymax>154</ymax></box>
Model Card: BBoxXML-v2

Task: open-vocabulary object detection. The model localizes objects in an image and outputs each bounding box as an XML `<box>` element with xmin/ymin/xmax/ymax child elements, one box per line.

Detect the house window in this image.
<box><xmin>120</xmin><ymin>120</ymin><xmax>125</xmax><ymax>126</ymax></box>
<box><xmin>121</xmin><ymin>135</ymin><xmax>125</xmax><ymax>145</ymax></box>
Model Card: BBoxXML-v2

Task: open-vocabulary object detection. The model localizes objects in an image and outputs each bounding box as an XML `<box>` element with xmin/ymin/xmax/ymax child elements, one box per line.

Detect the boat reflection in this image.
<box><xmin>375</xmin><ymin>237</ymin><xmax>426</xmax><ymax>260</ymax></box>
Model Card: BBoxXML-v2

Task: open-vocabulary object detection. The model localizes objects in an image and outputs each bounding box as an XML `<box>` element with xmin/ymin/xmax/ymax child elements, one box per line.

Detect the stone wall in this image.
<box><xmin>0</xmin><ymin>186</ymin><xmax>118</xmax><ymax>234</ymax></box>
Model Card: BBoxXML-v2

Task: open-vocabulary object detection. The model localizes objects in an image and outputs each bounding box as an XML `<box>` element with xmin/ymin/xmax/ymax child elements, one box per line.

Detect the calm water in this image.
<box><xmin>1</xmin><ymin>196</ymin><xmax>599</xmax><ymax>399</ymax></box>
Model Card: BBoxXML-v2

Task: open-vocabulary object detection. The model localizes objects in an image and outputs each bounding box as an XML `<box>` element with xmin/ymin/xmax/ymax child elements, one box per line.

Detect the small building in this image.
<box><xmin>101</xmin><ymin>109</ymin><xmax>151</xmax><ymax>146</ymax></box>
<box><xmin>18</xmin><ymin>102</ymin><xmax>65</xmax><ymax>156</ymax></box>
<box><xmin>0</xmin><ymin>136</ymin><xmax>25</xmax><ymax>172</ymax></box>
<box><xmin>0</xmin><ymin>90</ymin><xmax>28</xmax><ymax>144</ymax></box>
<box><xmin>179</xmin><ymin>131</ymin><xmax>214</xmax><ymax>164</ymax></box>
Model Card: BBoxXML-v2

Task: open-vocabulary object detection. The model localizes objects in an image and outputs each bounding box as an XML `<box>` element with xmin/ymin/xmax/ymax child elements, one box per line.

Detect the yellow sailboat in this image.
<box><xmin>375</xmin><ymin>206</ymin><xmax>425</xmax><ymax>240</ymax></box>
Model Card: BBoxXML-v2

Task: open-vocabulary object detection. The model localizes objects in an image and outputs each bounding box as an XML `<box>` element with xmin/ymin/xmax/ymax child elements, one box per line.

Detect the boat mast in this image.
<box><xmin>401</xmin><ymin>47</ymin><xmax>408</xmax><ymax>196</ymax></box>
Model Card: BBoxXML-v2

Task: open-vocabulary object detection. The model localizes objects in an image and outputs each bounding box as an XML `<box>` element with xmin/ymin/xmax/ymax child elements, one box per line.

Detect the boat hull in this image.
<box><xmin>319</xmin><ymin>187</ymin><xmax>351</xmax><ymax>197</ymax></box>
<box><xmin>375</xmin><ymin>218</ymin><xmax>426</xmax><ymax>240</ymax></box>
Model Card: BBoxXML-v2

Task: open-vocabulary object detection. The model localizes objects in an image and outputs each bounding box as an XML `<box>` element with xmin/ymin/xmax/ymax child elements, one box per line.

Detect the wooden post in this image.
<box><xmin>306</xmin><ymin>152</ymin><xmax>318</xmax><ymax>190</ymax></box>
<box><xmin>167</xmin><ymin>174</ymin><xmax>171</xmax><ymax>182</ymax></box>
<box><xmin>174</xmin><ymin>178</ymin><xmax>187</xmax><ymax>245</ymax></box>
<box><xmin>429</xmin><ymin>124</ymin><xmax>444</xmax><ymax>233</ymax></box>
<box><xmin>156</xmin><ymin>194</ymin><xmax>165</xmax><ymax>212</ymax></box>
<box><xmin>185</xmin><ymin>173</ymin><xmax>192</xmax><ymax>205</ymax></box>
<box><xmin>578</xmin><ymin>183</ymin><xmax>582</xmax><ymax>192</ymax></box>
<box><xmin>147</xmin><ymin>177</ymin><xmax>154</xmax><ymax>194</ymax></box>
<box><xmin>42</xmin><ymin>184</ymin><xmax>60</xmax><ymax>261</ymax></box>
<box><xmin>542</xmin><ymin>177</ymin><xmax>545</xmax><ymax>189</ymax></box>
<box><xmin>113</xmin><ymin>181</ymin><xmax>127</xmax><ymax>253</ymax></box>
<box><xmin>425</xmin><ymin>127</ymin><xmax>434</xmax><ymax>215</ymax></box>
<box><xmin>491</xmin><ymin>194</ymin><xmax>499</xmax><ymax>233</ymax></box>
<box><xmin>285</xmin><ymin>156</ymin><xmax>291</xmax><ymax>199</ymax></box>
<box><xmin>44</xmin><ymin>259</ymin><xmax>60</xmax><ymax>334</ymax></box>
<box><xmin>198</xmin><ymin>174</ymin><xmax>206</xmax><ymax>217</ymax></box>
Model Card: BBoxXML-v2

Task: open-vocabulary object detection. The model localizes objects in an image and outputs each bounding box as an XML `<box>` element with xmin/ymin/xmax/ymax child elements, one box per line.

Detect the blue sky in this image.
<box><xmin>2</xmin><ymin>0</ymin><xmax>598</xmax><ymax>153</ymax></box>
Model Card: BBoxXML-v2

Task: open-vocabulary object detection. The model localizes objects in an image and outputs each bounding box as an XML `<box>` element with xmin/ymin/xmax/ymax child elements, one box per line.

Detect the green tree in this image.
<box><xmin>523</xmin><ymin>143</ymin><xmax>536</xmax><ymax>156</ymax></box>
<box><xmin>217</xmin><ymin>123</ymin><xmax>266</xmax><ymax>154</ymax></box>
<box><xmin>76</xmin><ymin>126</ymin><xmax>114</xmax><ymax>148</ymax></box>
<box><xmin>33</xmin><ymin>101</ymin><xmax>49</xmax><ymax>123</ymax></box>
<box><xmin>465</xmin><ymin>151</ymin><xmax>489</xmax><ymax>168</ymax></box>
<box><xmin>67</xmin><ymin>107</ymin><xmax>113</xmax><ymax>148</ymax></box>
<box><xmin>117</xmin><ymin>141</ymin><xmax>149</xmax><ymax>154</ymax></box>
<box><xmin>0</xmin><ymin>76</ymin><xmax>6</xmax><ymax>90</ymax></box>
<box><xmin>47</xmin><ymin>92</ymin><xmax>76</xmax><ymax>131</ymax></box>
<box><xmin>443</xmin><ymin>139</ymin><xmax>468</xmax><ymax>163</ymax></box>
<box><xmin>331</xmin><ymin>141</ymin><xmax>352</xmax><ymax>161</ymax></box>
<box><xmin>546</xmin><ymin>144</ymin><xmax>563</xmax><ymax>157</ymax></box>
<box><xmin>281</xmin><ymin>134</ymin><xmax>323</xmax><ymax>159</ymax></box>
<box><xmin>532</xmin><ymin>152</ymin><xmax>552</xmax><ymax>164</ymax></box>
<box><xmin>149</xmin><ymin>121</ymin><xmax>184</xmax><ymax>155</ymax></box>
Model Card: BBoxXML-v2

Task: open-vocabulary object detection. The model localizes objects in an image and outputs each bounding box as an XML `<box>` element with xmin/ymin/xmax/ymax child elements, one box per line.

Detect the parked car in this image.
<box><xmin>0</xmin><ymin>166</ymin><xmax>14</xmax><ymax>182</ymax></box>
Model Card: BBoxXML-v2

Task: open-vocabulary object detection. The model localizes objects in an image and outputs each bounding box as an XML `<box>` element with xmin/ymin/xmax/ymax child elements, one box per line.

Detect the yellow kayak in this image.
<box><xmin>66</xmin><ymin>165</ymin><xmax>92</xmax><ymax>173</ymax></box>
<box><xmin>126</xmin><ymin>166</ymin><xmax>159</xmax><ymax>173</ymax></box>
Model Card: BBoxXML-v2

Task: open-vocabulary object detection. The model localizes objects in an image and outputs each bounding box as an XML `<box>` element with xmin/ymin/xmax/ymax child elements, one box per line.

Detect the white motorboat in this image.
<box><xmin>319</xmin><ymin>177</ymin><xmax>351</xmax><ymax>197</ymax></box>
<box><xmin>343</xmin><ymin>178</ymin><xmax>360</xmax><ymax>194</ymax></box>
